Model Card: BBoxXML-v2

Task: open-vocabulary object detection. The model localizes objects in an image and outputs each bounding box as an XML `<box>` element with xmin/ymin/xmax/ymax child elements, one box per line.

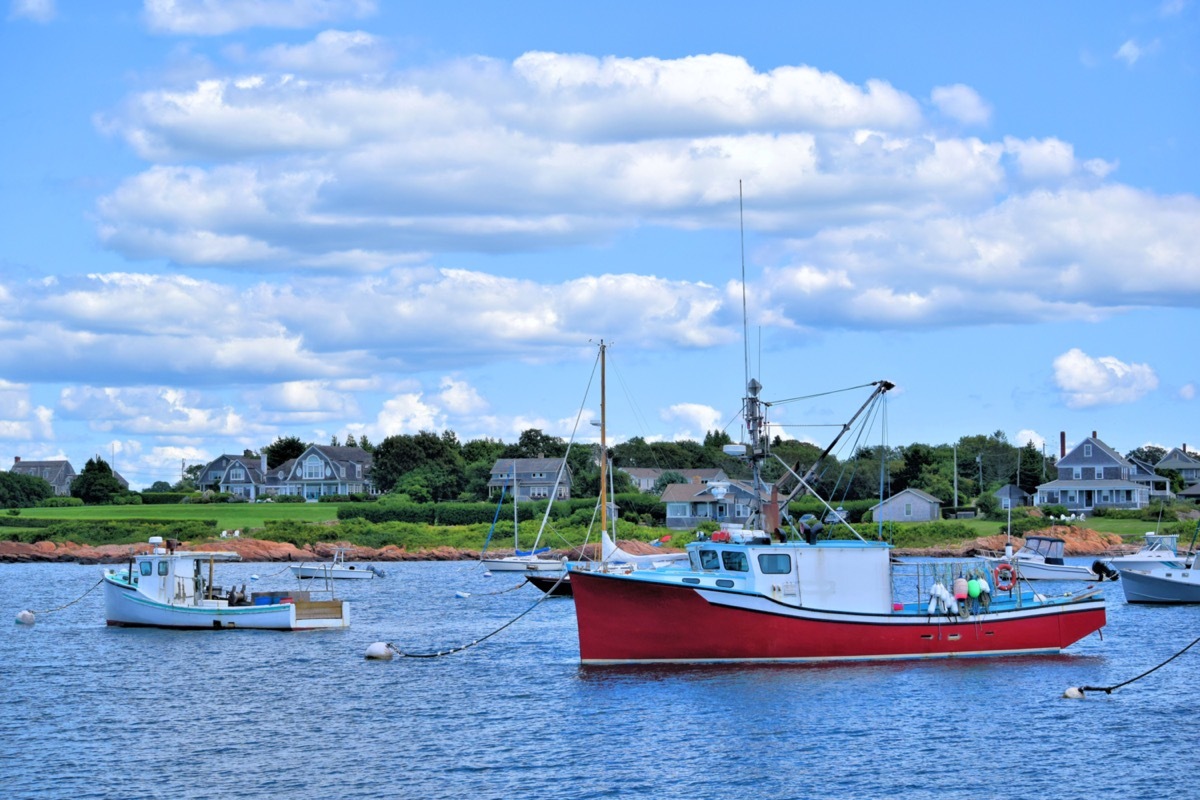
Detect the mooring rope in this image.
<box><xmin>469</xmin><ymin>580</ymin><xmax>530</xmax><ymax>596</ymax></box>
<box><xmin>386</xmin><ymin>573</ymin><xmax>567</xmax><ymax>659</ymax></box>
<box><xmin>25</xmin><ymin>577</ymin><xmax>104</xmax><ymax>616</ymax></box>
<box><xmin>1074</xmin><ymin>635</ymin><xmax>1200</xmax><ymax>696</ymax></box>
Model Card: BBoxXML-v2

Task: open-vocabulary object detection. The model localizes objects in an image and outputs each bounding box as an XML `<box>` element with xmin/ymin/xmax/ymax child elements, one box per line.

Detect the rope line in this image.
<box><xmin>27</xmin><ymin>577</ymin><xmax>104</xmax><ymax>615</ymax></box>
<box><xmin>1079</xmin><ymin>635</ymin><xmax>1200</xmax><ymax>695</ymax></box>
<box><xmin>470</xmin><ymin>580</ymin><xmax>529</xmax><ymax>596</ymax></box>
<box><xmin>386</xmin><ymin>574</ymin><xmax>567</xmax><ymax>659</ymax></box>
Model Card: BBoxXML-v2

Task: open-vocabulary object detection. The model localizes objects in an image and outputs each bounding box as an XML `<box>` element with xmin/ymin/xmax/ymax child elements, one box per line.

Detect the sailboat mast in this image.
<box><xmin>599</xmin><ymin>341</ymin><xmax>608</xmax><ymax>552</ymax></box>
<box><xmin>512</xmin><ymin>461</ymin><xmax>518</xmax><ymax>549</ymax></box>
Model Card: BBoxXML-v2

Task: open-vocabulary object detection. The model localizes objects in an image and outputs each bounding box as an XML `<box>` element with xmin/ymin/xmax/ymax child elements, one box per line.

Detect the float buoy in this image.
<box><xmin>15</xmin><ymin>610</ymin><xmax>35</xmax><ymax>625</ymax></box>
<box><xmin>364</xmin><ymin>642</ymin><xmax>394</xmax><ymax>660</ymax></box>
<box><xmin>454</xmin><ymin>590</ymin><xmax>471</xmax><ymax>598</ymax></box>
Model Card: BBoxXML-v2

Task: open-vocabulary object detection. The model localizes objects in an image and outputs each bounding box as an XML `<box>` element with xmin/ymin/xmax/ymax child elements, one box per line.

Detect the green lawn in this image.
<box><xmin>949</xmin><ymin>516</ymin><xmax>1162</xmax><ymax>541</ymax></box>
<box><xmin>18</xmin><ymin>503</ymin><xmax>339</xmax><ymax>531</ymax></box>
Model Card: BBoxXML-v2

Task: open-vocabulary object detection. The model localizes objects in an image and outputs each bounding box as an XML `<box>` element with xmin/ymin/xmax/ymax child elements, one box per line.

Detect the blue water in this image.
<box><xmin>2</xmin><ymin>558</ymin><xmax>1196</xmax><ymax>800</ymax></box>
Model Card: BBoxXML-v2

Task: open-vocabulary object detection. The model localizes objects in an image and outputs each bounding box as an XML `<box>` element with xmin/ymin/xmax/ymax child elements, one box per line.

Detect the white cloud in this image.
<box><xmin>930</xmin><ymin>84</ymin><xmax>991</xmax><ymax>126</ymax></box>
<box><xmin>373</xmin><ymin>392</ymin><xmax>443</xmax><ymax>436</ymax></box>
<box><xmin>1004</xmin><ymin>136</ymin><xmax>1076</xmax><ymax>180</ymax></box>
<box><xmin>1015</xmin><ymin>429</ymin><xmax>1046</xmax><ymax>449</ymax></box>
<box><xmin>258</xmin><ymin>29</ymin><xmax>392</xmax><ymax>74</ymax></box>
<box><xmin>1052</xmin><ymin>348</ymin><xmax>1159</xmax><ymax>408</ymax></box>
<box><xmin>143</xmin><ymin>0</ymin><xmax>376</xmax><ymax>36</ymax></box>
<box><xmin>662</xmin><ymin>402</ymin><xmax>722</xmax><ymax>440</ymax></box>
<box><xmin>58</xmin><ymin>386</ymin><xmax>251</xmax><ymax>436</ymax></box>
<box><xmin>1180</xmin><ymin>383</ymin><xmax>1196</xmax><ymax>401</ymax></box>
<box><xmin>438</xmin><ymin>377</ymin><xmax>488</xmax><ymax>415</ymax></box>
<box><xmin>9</xmin><ymin>0</ymin><xmax>54</xmax><ymax>22</ymax></box>
<box><xmin>1114</xmin><ymin>38</ymin><xmax>1160</xmax><ymax>66</ymax></box>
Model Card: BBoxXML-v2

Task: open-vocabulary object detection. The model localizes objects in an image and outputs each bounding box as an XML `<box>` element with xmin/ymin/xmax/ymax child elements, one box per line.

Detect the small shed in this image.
<box><xmin>994</xmin><ymin>484</ymin><xmax>1032</xmax><ymax>508</ymax></box>
<box><xmin>870</xmin><ymin>488</ymin><xmax>943</xmax><ymax>522</ymax></box>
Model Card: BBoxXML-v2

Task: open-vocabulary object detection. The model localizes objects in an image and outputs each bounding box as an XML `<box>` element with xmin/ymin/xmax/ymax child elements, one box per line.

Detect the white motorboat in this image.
<box><xmin>291</xmin><ymin>547</ymin><xmax>384</xmax><ymax>580</ymax></box>
<box><xmin>480</xmin><ymin>461</ymin><xmax>564</xmax><ymax>572</ymax></box>
<box><xmin>988</xmin><ymin>535</ymin><xmax>1117</xmax><ymax>581</ymax></box>
<box><xmin>1106</xmin><ymin>532</ymin><xmax>1179</xmax><ymax>572</ymax></box>
<box><xmin>1118</xmin><ymin>522</ymin><xmax>1200</xmax><ymax>604</ymax></box>
<box><xmin>104</xmin><ymin>537</ymin><xmax>350</xmax><ymax>630</ymax></box>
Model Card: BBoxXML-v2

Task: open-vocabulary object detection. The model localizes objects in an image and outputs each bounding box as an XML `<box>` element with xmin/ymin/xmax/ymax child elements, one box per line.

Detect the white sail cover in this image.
<box><xmin>601</xmin><ymin>530</ymin><xmax>688</xmax><ymax>569</ymax></box>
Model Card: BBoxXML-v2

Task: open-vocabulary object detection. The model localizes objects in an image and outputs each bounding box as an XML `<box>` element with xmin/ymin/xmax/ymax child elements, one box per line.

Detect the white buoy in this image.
<box><xmin>15</xmin><ymin>610</ymin><xmax>35</xmax><ymax>625</ymax></box>
<box><xmin>250</xmin><ymin>574</ymin><xmax>260</xmax><ymax>581</ymax></box>
<box><xmin>1063</xmin><ymin>686</ymin><xmax>1085</xmax><ymax>699</ymax></box>
<box><xmin>454</xmin><ymin>590</ymin><xmax>471</xmax><ymax>598</ymax></box>
<box><xmin>364</xmin><ymin>642</ymin><xmax>394</xmax><ymax>660</ymax></box>
<box><xmin>482</xmin><ymin>570</ymin><xmax>493</xmax><ymax>578</ymax></box>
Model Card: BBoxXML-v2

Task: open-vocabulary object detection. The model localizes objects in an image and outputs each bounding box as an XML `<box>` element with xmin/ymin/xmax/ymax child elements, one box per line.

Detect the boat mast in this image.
<box><xmin>599</xmin><ymin>340</ymin><xmax>608</xmax><ymax>558</ymax></box>
<box><xmin>512</xmin><ymin>461</ymin><xmax>518</xmax><ymax>550</ymax></box>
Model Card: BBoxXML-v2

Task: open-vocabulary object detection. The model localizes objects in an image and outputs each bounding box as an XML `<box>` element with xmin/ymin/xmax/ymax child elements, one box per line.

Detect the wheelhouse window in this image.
<box><xmin>721</xmin><ymin>551</ymin><xmax>749</xmax><ymax>572</ymax></box>
<box><xmin>158</xmin><ymin>561</ymin><xmax>169</xmax><ymax>576</ymax></box>
<box><xmin>758</xmin><ymin>553</ymin><xmax>791</xmax><ymax>574</ymax></box>
<box><xmin>699</xmin><ymin>550</ymin><xmax>720</xmax><ymax>570</ymax></box>
<box><xmin>139</xmin><ymin>561</ymin><xmax>153</xmax><ymax>576</ymax></box>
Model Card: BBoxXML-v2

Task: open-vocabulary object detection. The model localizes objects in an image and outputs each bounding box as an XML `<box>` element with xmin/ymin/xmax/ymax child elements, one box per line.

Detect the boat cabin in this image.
<box><xmin>1019</xmin><ymin>536</ymin><xmax>1067</xmax><ymax>565</ymax></box>
<box><xmin>120</xmin><ymin>538</ymin><xmax>247</xmax><ymax>607</ymax></box>
<box><xmin>686</xmin><ymin>530</ymin><xmax>894</xmax><ymax>613</ymax></box>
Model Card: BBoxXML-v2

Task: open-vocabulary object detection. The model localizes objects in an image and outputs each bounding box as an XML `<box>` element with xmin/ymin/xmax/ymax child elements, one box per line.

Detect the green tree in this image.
<box><xmin>263</xmin><ymin>436</ymin><xmax>307</xmax><ymax>469</ymax></box>
<box><xmin>652</xmin><ymin>470</ymin><xmax>688</xmax><ymax>494</ymax></box>
<box><xmin>1012</xmin><ymin>441</ymin><xmax>1045</xmax><ymax>496</ymax></box>
<box><xmin>70</xmin><ymin>457</ymin><xmax>124</xmax><ymax>505</ymax></box>
<box><xmin>504</xmin><ymin>429</ymin><xmax>566</xmax><ymax>459</ymax></box>
<box><xmin>612</xmin><ymin>436</ymin><xmax>656</xmax><ymax>469</ymax></box>
<box><xmin>146</xmin><ymin>480</ymin><xmax>173</xmax><ymax>493</ymax></box>
<box><xmin>0</xmin><ymin>472</ymin><xmax>55</xmax><ymax>508</ymax></box>
<box><xmin>372</xmin><ymin>430</ymin><xmax>465</xmax><ymax>494</ymax></box>
<box><xmin>357</xmin><ymin>434</ymin><xmax>375</xmax><ymax>453</ymax></box>
<box><xmin>1127</xmin><ymin>445</ymin><xmax>1167</xmax><ymax>465</ymax></box>
<box><xmin>344</xmin><ymin>433</ymin><xmax>358</xmax><ymax>448</ymax></box>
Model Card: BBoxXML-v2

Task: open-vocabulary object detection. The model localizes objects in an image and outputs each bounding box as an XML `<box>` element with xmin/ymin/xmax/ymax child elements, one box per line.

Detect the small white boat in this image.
<box><xmin>291</xmin><ymin>547</ymin><xmax>384</xmax><ymax>580</ymax></box>
<box><xmin>481</xmin><ymin>553</ymin><xmax>565</xmax><ymax>572</ymax></box>
<box><xmin>989</xmin><ymin>535</ymin><xmax>1117</xmax><ymax>581</ymax></box>
<box><xmin>103</xmin><ymin>537</ymin><xmax>349</xmax><ymax>630</ymax></box>
<box><xmin>1118</xmin><ymin>523</ymin><xmax>1200</xmax><ymax>604</ymax></box>
<box><xmin>1105</xmin><ymin>532</ymin><xmax>1179</xmax><ymax>572</ymax></box>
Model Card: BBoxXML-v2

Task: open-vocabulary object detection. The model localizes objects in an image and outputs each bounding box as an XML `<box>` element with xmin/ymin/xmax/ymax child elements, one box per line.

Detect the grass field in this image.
<box><xmin>17</xmin><ymin>503</ymin><xmax>339</xmax><ymax>531</ymax></box>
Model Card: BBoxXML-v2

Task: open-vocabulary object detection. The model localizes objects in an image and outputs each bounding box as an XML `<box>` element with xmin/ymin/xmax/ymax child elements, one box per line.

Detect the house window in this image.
<box><xmin>904</xmin><ymin>502</ymin><xmax>913</xmax><ymax>518</ymax></box>
<box><xmin>667</xmin><ymin>503</ymin><xmax>689</xmax><ymax>518</ymax></box>
<box><xmin>230</xmin><ymin>468</ymin><xmax>244</xmax><ymax>481</ymax></box>
<box><xmin>1073</xmin><ymin>468</ymin><xmax>1081</xmax><ymax>480</ymax></box>
<box><xmin>304</xmin><ymin>456</ymin><xmax>323</xmax><ymax>480</ymax></box>
<box><xmin>1084</xmin><ymin>444</ymin><xmax>1092</xmax><ymax>457</ymax></box>
<box><xmin>530</xmin><ymin>486</ymin><xmax>548</xmax><ymax>498</ymax></box>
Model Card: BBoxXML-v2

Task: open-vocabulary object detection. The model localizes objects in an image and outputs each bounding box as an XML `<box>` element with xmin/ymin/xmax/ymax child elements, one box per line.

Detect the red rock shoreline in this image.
<box><xmin>0</xmin><ymin>525</ymin><xmax>1134</xmax><ymax>564</ymax></box>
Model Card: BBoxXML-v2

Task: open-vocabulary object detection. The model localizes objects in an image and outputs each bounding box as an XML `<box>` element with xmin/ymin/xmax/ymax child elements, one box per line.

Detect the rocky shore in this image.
<box><xmin>0</xmin><ymin>525</ymin><xmax>1135</xmax><ymax>564</ymax></box>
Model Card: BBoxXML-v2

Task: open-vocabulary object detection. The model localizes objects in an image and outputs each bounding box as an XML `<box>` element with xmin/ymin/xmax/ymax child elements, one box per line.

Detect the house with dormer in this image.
<box><xmin>197</xmin><ymin>446</ymin><xmax>374</xmax><ymax>501</ymax></box>
<box><xmin>619</xmin><ymin>467</ymin><xmax>729</xmax><ymax>494</ymax></box>
<box><xmin>9</xmin><ymin>457</ymin><xmax>76</xmax><ymax>496</ymax></box>
<box><xmin>1034</xmin><ymin>433</ymin><xmax>1148</xmax><ymax>512</ymax></box>
<box><xmin>487</xmin><ymin>458</ymin><xmax>572</xmax><ymax>501</ymax></box>
<box><xmin>1156</xmin><ymin>447</ymin><xmax>1200</xmax><ymax>488</ymax></box>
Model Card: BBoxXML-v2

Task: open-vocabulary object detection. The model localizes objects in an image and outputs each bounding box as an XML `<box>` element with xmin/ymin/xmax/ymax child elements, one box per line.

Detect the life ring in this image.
<box><xmin>994</xmin><ymin>563</ymin><xmax>1016</xmax><ymax>591</ymax></box>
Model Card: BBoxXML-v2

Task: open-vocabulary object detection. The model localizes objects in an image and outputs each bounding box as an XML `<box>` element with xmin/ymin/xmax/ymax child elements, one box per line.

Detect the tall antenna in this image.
<box><xmin>739</xmin><ymin>180</ymin><xmax>750</xmax><ymax>389</ymax></box>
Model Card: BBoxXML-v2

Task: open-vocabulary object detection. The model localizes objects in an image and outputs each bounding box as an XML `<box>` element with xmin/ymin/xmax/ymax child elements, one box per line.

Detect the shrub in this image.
<box><xmin>38</xmin><ymin>496</ymin><xmax>84</xmax><ymax>508</ymax></box>
<box><xmin>141</xmin><ymin>492</ymin><xmax>190</xmax><ymax>505</ymax></box>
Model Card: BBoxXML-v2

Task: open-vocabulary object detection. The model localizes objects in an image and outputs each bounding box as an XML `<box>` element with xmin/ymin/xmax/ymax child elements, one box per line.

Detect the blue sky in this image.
<box><xmin>2</xmin><ymin>0</ymin><xmax>1197</xmax><ymax>489</ymax></box>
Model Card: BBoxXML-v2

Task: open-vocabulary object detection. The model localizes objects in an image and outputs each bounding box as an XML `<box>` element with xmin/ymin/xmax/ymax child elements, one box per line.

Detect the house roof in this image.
<box><xmin>1157</xmin><ymin>448</ymin><xmax>1200</xmax><ymax>470</ymax></box>
<box><xmin>1035</xmin><ymin>478</ymin><xmax>1145</xmax><ymax>490</ymax></box>
<box><xmin>660</xmin><ymin>479</ymin><xmax>764</xmax><ymax>503</ymax></box>
<box><xmin>490</xmin><ymin>457</ymin><xmax>568</xmax><ymax>474</ymax></box>
<box><xmin>1056</xmin><ymin>436</ymin><xmax>1129</xmax><ymax>467</ymax></box>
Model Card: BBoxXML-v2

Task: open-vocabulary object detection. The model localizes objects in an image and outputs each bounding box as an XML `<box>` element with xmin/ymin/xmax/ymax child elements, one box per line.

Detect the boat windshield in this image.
<box><xmin>1026</xmin><ymin>538</ymin><xmax>1065</xmax><ymax>559</ymax></box>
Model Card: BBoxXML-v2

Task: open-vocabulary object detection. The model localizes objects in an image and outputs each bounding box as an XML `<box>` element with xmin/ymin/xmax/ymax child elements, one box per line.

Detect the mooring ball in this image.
<box><xmin>1062</xmin><ymin>687</ymin><xmax>1085</xmax><ymax>699</ymax></box>
<box><xmin>364</xmin><ymin>642</ymin><xmax>393</xmax><ymax>660</ymax></box>
<box><xmin>15</xmin><ymin>610</ymin><xmax>35</xmax><ymax>626</ymax></box>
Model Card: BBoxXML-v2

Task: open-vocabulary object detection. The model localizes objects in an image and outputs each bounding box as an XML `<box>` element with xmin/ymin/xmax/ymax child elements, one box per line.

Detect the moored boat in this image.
<box><xmin>569</xmin><ymin>378</ymin><xmax>1107</xmax><ymax>665</ymax></box>
<box><xmin>291</xmin><ymin>547</ymin><xmax>384</xmax><ymax>580</ymax></box>
<box><xmin>103</xmin><ymin>537</ymin><xmax>350</xmax><ymax>630</ymax></box>
<box><xmin>1117</xmin><ymin>522</ymin><xmax>1200</xmax><ymax>604</ymax></box>
<box><xmin>987</xmin><ymin>535</ymin><xmax>1116</xmax><ymax>581</ymax></box>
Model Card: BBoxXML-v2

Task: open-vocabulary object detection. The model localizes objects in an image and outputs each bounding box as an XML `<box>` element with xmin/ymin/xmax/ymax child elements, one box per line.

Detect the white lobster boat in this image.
<box><xmin>291</xmin><ymin>547</ymin><xmax>384</xmax><ymax>580</ymax></box>
<box><xmin>103</xmin><ymin>537</ymin><xmax>349</xmax><ymax>630</ymax></box>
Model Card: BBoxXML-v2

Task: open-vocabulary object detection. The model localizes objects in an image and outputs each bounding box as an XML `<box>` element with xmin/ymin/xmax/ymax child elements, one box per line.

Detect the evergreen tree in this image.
<box><xmin>70</xmin><ymin>457</ymin><xmax>124</xmax><ymax>505</ymax></box>
<box><xmin>263</xmin><ymin>436</ymin><xmax>307</xmax><ymax>469</ymax></box>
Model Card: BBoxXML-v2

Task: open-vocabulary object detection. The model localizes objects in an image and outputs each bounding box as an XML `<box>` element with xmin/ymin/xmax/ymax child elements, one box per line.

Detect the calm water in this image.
<box><xmin>2</xmin><ymin>558</ymin><xmax>1197</xmax><ymax>800</ymax></box>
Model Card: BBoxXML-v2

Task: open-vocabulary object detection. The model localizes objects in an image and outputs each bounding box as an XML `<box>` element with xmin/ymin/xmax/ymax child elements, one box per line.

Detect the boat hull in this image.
<box><xmin>481</xmin><ymin>556</ymin><xmax>563</xmax><ymax>572</ymax></box>
<box><xmin>103</xmin><ymin>578</ymin><xmax>349</xmax><ymax>630</ymax></box>
<box><xmin>570</xmin><ymin>570</ymin><xmax>1105</xmax><ymax>664</ymax></box>
<box><xmin>1119</xmin><ymin>569</ymin><xmax>1200</xmax><ymax>604</ymax></box>
<box><xmin>526</xmin><ymin>573</ymin><xmax>572</xmax><ymax>596</ymax></box>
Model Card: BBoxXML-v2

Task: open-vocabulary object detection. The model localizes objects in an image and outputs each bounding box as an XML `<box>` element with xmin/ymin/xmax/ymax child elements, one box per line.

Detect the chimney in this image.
<box><xmin>260</xmin><ymin>453</ymin><xmax>267</xmax><ymax>473</ymax></box>
<box><xmin>13</xmin><ymin>456</ymin><xmax>19</xmax><ymax>463</ymax></box>
<box><xmin>1060</xmin><ymin>432</ymin><xmax>1066</xmax><ymax>459</ymax></box>
<box><xmin>1092</xmin><ymin>430</ymin><xmax>1097</xmax><ymax>440</ymax></box>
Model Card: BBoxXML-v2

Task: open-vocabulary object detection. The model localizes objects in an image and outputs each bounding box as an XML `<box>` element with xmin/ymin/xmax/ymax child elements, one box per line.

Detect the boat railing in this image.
<box><xmin>890</xmin><ymin>559</ymin><xmax>1018</xmax><ymax>610</ymax></box>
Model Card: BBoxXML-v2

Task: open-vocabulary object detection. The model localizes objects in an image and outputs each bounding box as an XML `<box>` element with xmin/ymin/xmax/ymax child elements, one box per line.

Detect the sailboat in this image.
<box><xmin>526</xmin><ymin>341</ymin><xmax>687</xmax><ymax>598</ymax></box>
<box><xmin>481</xmin><ymin>462</ymin><xmax>563</xmax><ymax>572</ymax></box>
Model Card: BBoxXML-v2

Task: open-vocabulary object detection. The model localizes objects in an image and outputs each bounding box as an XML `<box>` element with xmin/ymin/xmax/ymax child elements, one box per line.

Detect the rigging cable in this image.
<box><xmin>1067</xmin><ymin>634</ymin><xmax>1200</xmax><ymax>697</ymax></box>
<box><xmin>384</xmin><ymin>572</ymin><xmax>568</xmax><ymax>659</ymax></box>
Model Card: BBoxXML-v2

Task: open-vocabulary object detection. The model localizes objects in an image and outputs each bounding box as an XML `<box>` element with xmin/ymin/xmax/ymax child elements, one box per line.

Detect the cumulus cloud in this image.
<box><xmin>662</xmin><ymin>402</ymin><xmax>723</xmax><ymax>440</ymax></box>
<box><xmin>9</xmin><ymin>0</ymin><xmax>54</xmax><ymax>22</ymax></box>
<box><xmin>1015</xmin><ymin>429</ymin><xmax>1046</xmax><ymax>449</ymax></box>
<box><xmin>1181</xmin><ymin>383</ymin><xmax>1196</xmax><ymax>401</ymax></box>
<box><xmin>257</xmin><ymin>29</ymin><xmax>392</xmax><ymax>74</ymax></box>
<box><xmin>1052</xmin><ymin>348</ymin><xmax>1159</xmax><ymax>408</ymax></box>
<box><xmin>58</xmin><ymin>386</ymin><xmax>253</xmax><ymax>437</ymax></box>
<box><xmin>1115</xmin><ymin>38</ymin><xmax>1160</xmax><ymax>66</ymax></box>
<box><xmin>930</xmin><ymin>84</ymin><xmax>991</xmax><ymax>126</ymax></box>
<box><xmin>143</xmin><ymin>0</ymin><xmax>376</xmax><ymax>35</ymax></box>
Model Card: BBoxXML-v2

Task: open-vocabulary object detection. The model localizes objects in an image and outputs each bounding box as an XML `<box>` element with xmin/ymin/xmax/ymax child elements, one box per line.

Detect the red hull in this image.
<box><xmin>571</xmin><ymin>570</ymin><xmax>1106</xmax><ymax>664</ymax></box>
